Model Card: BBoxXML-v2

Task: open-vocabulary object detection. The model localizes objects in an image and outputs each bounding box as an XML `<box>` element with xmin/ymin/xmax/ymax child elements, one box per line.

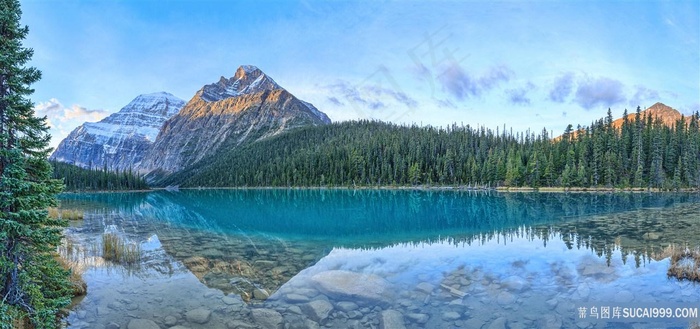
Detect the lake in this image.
<box><xmin>58</xmin><ymin>189</ymin><xmax>700</xmax><ymax>329</ymax></box>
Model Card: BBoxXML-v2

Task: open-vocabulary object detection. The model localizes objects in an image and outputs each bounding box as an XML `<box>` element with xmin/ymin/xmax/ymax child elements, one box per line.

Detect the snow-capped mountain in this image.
<box><xmin>137</xmin><ymin>65</ymin><xmax>331</xmax><ymax>176</ymax></box>
<box><xmin>50</xmin><ymin>92</ymin><xmax>185</xmax><ymax>171</ymax></box>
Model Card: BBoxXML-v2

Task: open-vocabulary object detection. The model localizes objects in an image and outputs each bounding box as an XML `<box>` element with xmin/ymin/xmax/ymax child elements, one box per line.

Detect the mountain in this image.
<box><xmin>137</xmin><ymin>65</ymin><xmax>331</xmax><ymax>176</ymax></box>
<box><xmin>50</xmin><ymin>92</ymin><xmax>185</xmax><ymax>171</ymax></box>
<box><xmin>559</xmin><ymin>102</ymin><xmax>685</xmax><ymax>140</ymax></box>
<box><xmin>614</xmin><ymin>102</ymin><xmax>683</xmax><ymax>129</ymax></box>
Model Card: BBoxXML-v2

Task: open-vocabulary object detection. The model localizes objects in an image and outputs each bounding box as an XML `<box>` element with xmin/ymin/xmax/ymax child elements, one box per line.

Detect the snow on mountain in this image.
<box><xmin>195</xmin><ymin>65</ymin><xmax>283</xmax><ymax>102</ymax></box>
<box><xmin>50</xmin><ymin>92</ymin><xmax>185</xmax><ymax>170</ymax></box>
<box><xmin>137</xmin><ymin>66</ymin><xmax>331</xmax><ymax>176</ymax></box>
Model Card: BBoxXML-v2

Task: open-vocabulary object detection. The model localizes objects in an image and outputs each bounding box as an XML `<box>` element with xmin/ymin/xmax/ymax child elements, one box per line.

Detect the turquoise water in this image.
<box><xmin>59</xmin><ymin>190</ymin><xmax>700</xmax><ymax>329</ymax></box>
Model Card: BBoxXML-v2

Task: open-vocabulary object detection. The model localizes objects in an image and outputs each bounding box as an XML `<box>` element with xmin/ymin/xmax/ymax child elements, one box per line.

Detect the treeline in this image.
<box><xmin>51</xmin><ymin>161</ymin><xmax>148</xmax><ymax>191</ymax></box>
<box><xmin>161</xmin><ymin>106</ymin><xmax>700</xmax><ymax>190</ymax></box>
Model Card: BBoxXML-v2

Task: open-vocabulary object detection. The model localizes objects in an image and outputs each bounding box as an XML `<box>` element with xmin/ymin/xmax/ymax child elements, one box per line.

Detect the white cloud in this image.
<box><xmin>33</xmin><ymin>98</ymin><xmax>111</xmax><ymax>149</ymax></box>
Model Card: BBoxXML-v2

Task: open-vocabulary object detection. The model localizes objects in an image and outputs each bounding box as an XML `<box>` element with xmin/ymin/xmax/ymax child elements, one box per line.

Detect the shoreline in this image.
<box><xmin>59</xmin><ymin>185</ymin><xmax>700</xmax><ymax>194</ymax></box>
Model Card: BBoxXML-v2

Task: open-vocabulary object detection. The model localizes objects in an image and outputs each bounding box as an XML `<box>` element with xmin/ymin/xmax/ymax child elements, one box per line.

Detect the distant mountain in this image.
<box><xmin>50</xmin><ymin>92</ymin><xmax>185</xmax><ymax>171</ymax></box>
<box><xmin>137</xmin><ymin>65</ymin><xmax>331</xmax><ymax>177</ymax></box>
<box><xmin>558</xmin><ymin>102</ymin><xmax>685</xmax><ymax>140</ymax></box>
<box><xmin>615</xmin><ymin>102</ymin><xmax>683</xmax><ymax>129</ymax></box>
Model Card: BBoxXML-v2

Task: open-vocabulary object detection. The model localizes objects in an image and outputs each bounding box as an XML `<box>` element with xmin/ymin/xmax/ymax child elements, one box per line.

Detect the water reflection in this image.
<box><xmin>59</xmin><ymin>190</ymin><xmax>700</xmax><ymax>329</ymax></box>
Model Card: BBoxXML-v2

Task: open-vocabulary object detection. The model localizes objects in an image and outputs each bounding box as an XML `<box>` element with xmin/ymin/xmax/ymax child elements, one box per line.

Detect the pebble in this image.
<box><xmin>576</xmin><ymin>283</ymin><xmax>590</xmax><ymax>300</ymax></box>
<box><xmin>105</xmin><ymin>322</ymin><xmax>120</xmax><ymax>329</ymax></box>
<box><xmin>285</xmin><ymin>293</ymin><xmax>310</xmax><ymax>303</ymax></box>
<box><xmin>405</xmin><ymin>313</ymin><xmax>430</xmax><ymax>324</ymax></box>
<box><xmin>496</xmin><ymin>291</ymin><xmax>515</xmax><ymax>306</ymax></box>
<box><xmin>501</xmin><ymin>276</ymin><xmax>528</xmax><ymax>292</ymax></box>
<box><xmin>287</xmin><ymin>305</ymin><xmax>303</xmax><ymax>315</ymax></box>
<box><xmin>336</xmin><ymin>301</ymin><xmax>359</xmax><ymax>312</ymax></box>
<box><xmin>442</xmin><ymin>311</ymin><xmax>461</xmax><ymax>321</ymax></box>
<box><xmin>253</xmin><ymin>288</ymin><xmax>269</xmax><ymax>300</ymax></box>
<box><xmin>487</xmin><ymin>317</ymin><xmax>507</xmax><ymax>329</ymax></box>
<box><xmin>416</xmin><ymin>282</ymin><xmax>435</xmax><ymax>294</ymax></box>
<box><xmin>164</xmin><ymin>315</ymin><xmax>177</xmax><ymax>326</ymax></box>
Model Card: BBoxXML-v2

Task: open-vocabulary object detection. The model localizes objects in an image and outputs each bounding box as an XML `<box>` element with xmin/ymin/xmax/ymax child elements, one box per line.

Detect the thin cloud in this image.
<box><xmin>327</xmin><ymin>96</ymin><xmax>344</xmax><ymax>106</ymax></box>
<box><xmin>437</xmin><ymin>62</ymin><xmax>513</xmax><ymax>100</ymax></box>
<box><xmin>435</xmin><ymin>98</ymin><xmax>457</xmax><ymax>109</ymax></box>
<box><xmin>506</xmin><ymin>82</ymin><xmax>536</xmax><ymax>106</ymax></box>
<box><xmin>574</xmin><ymin>77</ymin><xmax>626</xmax><ymax>110</ymax></box>
<box><xmin>629</xmin><ymin>85</ymin><xmax>660</xmax><ymax>108</ymax></box>
<box><xmin>325</xmin><ymin>80</ymin><xmax>418</xmax><ymax>110</ymax></box>
<box><xmin>549</xmin><ymin>73</ymin><xmax>574</xmax><ymax>102</ymax></box>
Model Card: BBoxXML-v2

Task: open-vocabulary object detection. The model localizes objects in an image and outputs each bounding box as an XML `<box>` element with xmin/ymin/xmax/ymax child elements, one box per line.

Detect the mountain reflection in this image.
<box><xmin>60</xmin><ymin>190</ymin><xmax>700</xmax><ymax>300</ymax></box>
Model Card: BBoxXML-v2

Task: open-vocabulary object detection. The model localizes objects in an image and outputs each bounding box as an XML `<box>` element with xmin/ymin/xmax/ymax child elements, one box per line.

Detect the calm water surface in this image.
<box><xmin>59</xmin><ymin>190</ymin><xmax>700</xmax><ymax>329</ymax></box>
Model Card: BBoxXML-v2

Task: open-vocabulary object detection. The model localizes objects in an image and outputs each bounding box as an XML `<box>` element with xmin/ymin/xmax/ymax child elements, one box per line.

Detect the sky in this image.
<box><xmin>20</xmin><ymin>0</ymin><xmax>700</xmax><ymax>149</ymax></box>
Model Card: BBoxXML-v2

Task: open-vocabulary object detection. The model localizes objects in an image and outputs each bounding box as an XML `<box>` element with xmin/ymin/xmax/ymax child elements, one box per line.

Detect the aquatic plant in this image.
<box><xmin>666</xmin><ymin>245</ymin><xmax>700</xmax><ymax>282</ymax></box>
<box><xmin>47</xmin><ymin>207</ymin><xmax>84</xmax><ymax>221</ymax></box>
<box><xmin>102</xmin><ymin>233</ymin><xmax>141</xmax><ymax>265</ymax></box>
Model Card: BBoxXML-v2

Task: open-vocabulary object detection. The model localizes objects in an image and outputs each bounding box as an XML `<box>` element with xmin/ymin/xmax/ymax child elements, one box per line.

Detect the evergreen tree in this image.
<box><xmin>0</xmin><ymin>1</ymin><xmax>69</xmax><ymax>327</ymax></box>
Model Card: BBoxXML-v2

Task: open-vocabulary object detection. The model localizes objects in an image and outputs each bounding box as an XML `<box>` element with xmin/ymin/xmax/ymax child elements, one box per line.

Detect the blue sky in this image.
<box><xmin>21</xmin><ymin>0</ymin><xmax>700</xmax><ymax>148</ymax></box>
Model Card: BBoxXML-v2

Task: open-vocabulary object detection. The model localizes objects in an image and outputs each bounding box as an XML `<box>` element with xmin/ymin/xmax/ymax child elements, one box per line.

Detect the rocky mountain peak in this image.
<box><xmin>234</xmin><ymin>65</ymin><xmax>262</xmax><ymax>79</ymax></box>
<box><xmin>137</xmin><ymin>65</ymin><xmax>330</xmax><ymax>177</ymax></box>
<box><xmin>196</xmin><ymin>65</ymin><xmax>281</xmax><ymax>102</ymax></box>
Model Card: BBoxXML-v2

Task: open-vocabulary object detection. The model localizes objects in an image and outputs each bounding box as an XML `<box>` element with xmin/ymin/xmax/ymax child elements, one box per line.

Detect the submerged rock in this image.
<box><xmin>127</xmin><ymin>319</ymin><xmax>160</xmax><ymax>329</ymax></box>
<box><xmin>105</xmin><ymin>322</ymin><xmax>120</xmax><ymax>329</ymax></box>
<box><xmin>405</xmin><ymin>313</ymin><xmax>429</xmax><ymax>324</ymax></box>
<box><xmin>380</xmin><ymin>309</ymin><xmax>406</xmax><ymax>329</ymax></box>
<box><xmin>302</xmin><ymin>299</ymin><xmax>333</xmax><ymax>323</ymax></box>
<box><xmin>496</xmin><ymin>291</ymin><xmax>515</xmax><ymax>306</ymax></box>
<box><xmin>164</xmin><ymin>315</ymin><xmax>177</xmax><ymax>326</ymax></box>
<box><xmin>442</xmin><ymin>311</ymin><xmax>461</xmax><ymax>321</ymax></box>
<box><xmin>251</xmin><ymin>308</ymin><xmax>284</xmax><ymax>329</ymax></box>
<box><xmin>226</xmin><ymin>320</ymin><xmax>256</xmax><ymax>329</ymax></box>
<box><xmin>185</xmin><ymin>308</ymin><xmax>211</xmax><ymax>324</ymax></box>
<box><xmin>222</xmin><ymin>295</ymin><xmax>243</xmax><ymax>305</ymax></box>
<box><xmin>415</xmin><ymin>282</ymin><xmax>435</xmax><ymax>294</ymax></box>
<box><xmin>336</xmin><ymin>301</ymin><xmax>359</xmax><ymax>312</ymax></box>
<box><xmin>501</xmin><ymin>276</ymin><xmax>528</xmax><ymax>292</ymax></box>
<box><xmin>487</xmin><ymin>317</ymin><xmax>508</xmax><ymax>329</ymax></box>
<box><xmin>253</xmin><ymin>287</ymin><xmax>270</xmax><ymax>300</ymax></box>
<box><xmin>285</xmin><ymin>293</ymin><xmax>310</xmax><ymax>303</ymax></box>
<box><xmin>311</xmin><ymin>270</ymin><xmax>393</xmax><ymax>304</ymax></box>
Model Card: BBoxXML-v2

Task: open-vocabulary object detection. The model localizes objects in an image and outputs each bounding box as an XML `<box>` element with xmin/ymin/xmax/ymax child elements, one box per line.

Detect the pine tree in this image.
<box><xmin>0</xmin><ymin>1</ymin><xmax>69</xmax><ymax>327</ymax></box>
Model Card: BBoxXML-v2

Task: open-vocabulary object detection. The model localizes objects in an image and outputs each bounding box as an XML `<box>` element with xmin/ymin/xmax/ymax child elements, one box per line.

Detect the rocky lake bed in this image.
<box><xmin>59</xmin><ymin>191</ymin><xmax>700</xmax><ymax>329</ymax></box>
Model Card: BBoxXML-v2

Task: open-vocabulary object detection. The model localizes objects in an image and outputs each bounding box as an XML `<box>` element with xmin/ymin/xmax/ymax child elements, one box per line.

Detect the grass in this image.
<box><xmin>54</xmin><ymin>253</ymin><xmax>87</xmax><ymax>296</ymax></box>
<box><xmin>48</xmin><ymin>207</ymin><xmax>84</xmax><ymax>220</ymax></box>
<box><xmin>102</xmin><ymin>233</ymin><xmax>141</xmax><ymax>265</ymax></box>
<box><xmin>664</xmin><ymin>245</ymin><xmax>700</xmax><ymax>282</ymax></box>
